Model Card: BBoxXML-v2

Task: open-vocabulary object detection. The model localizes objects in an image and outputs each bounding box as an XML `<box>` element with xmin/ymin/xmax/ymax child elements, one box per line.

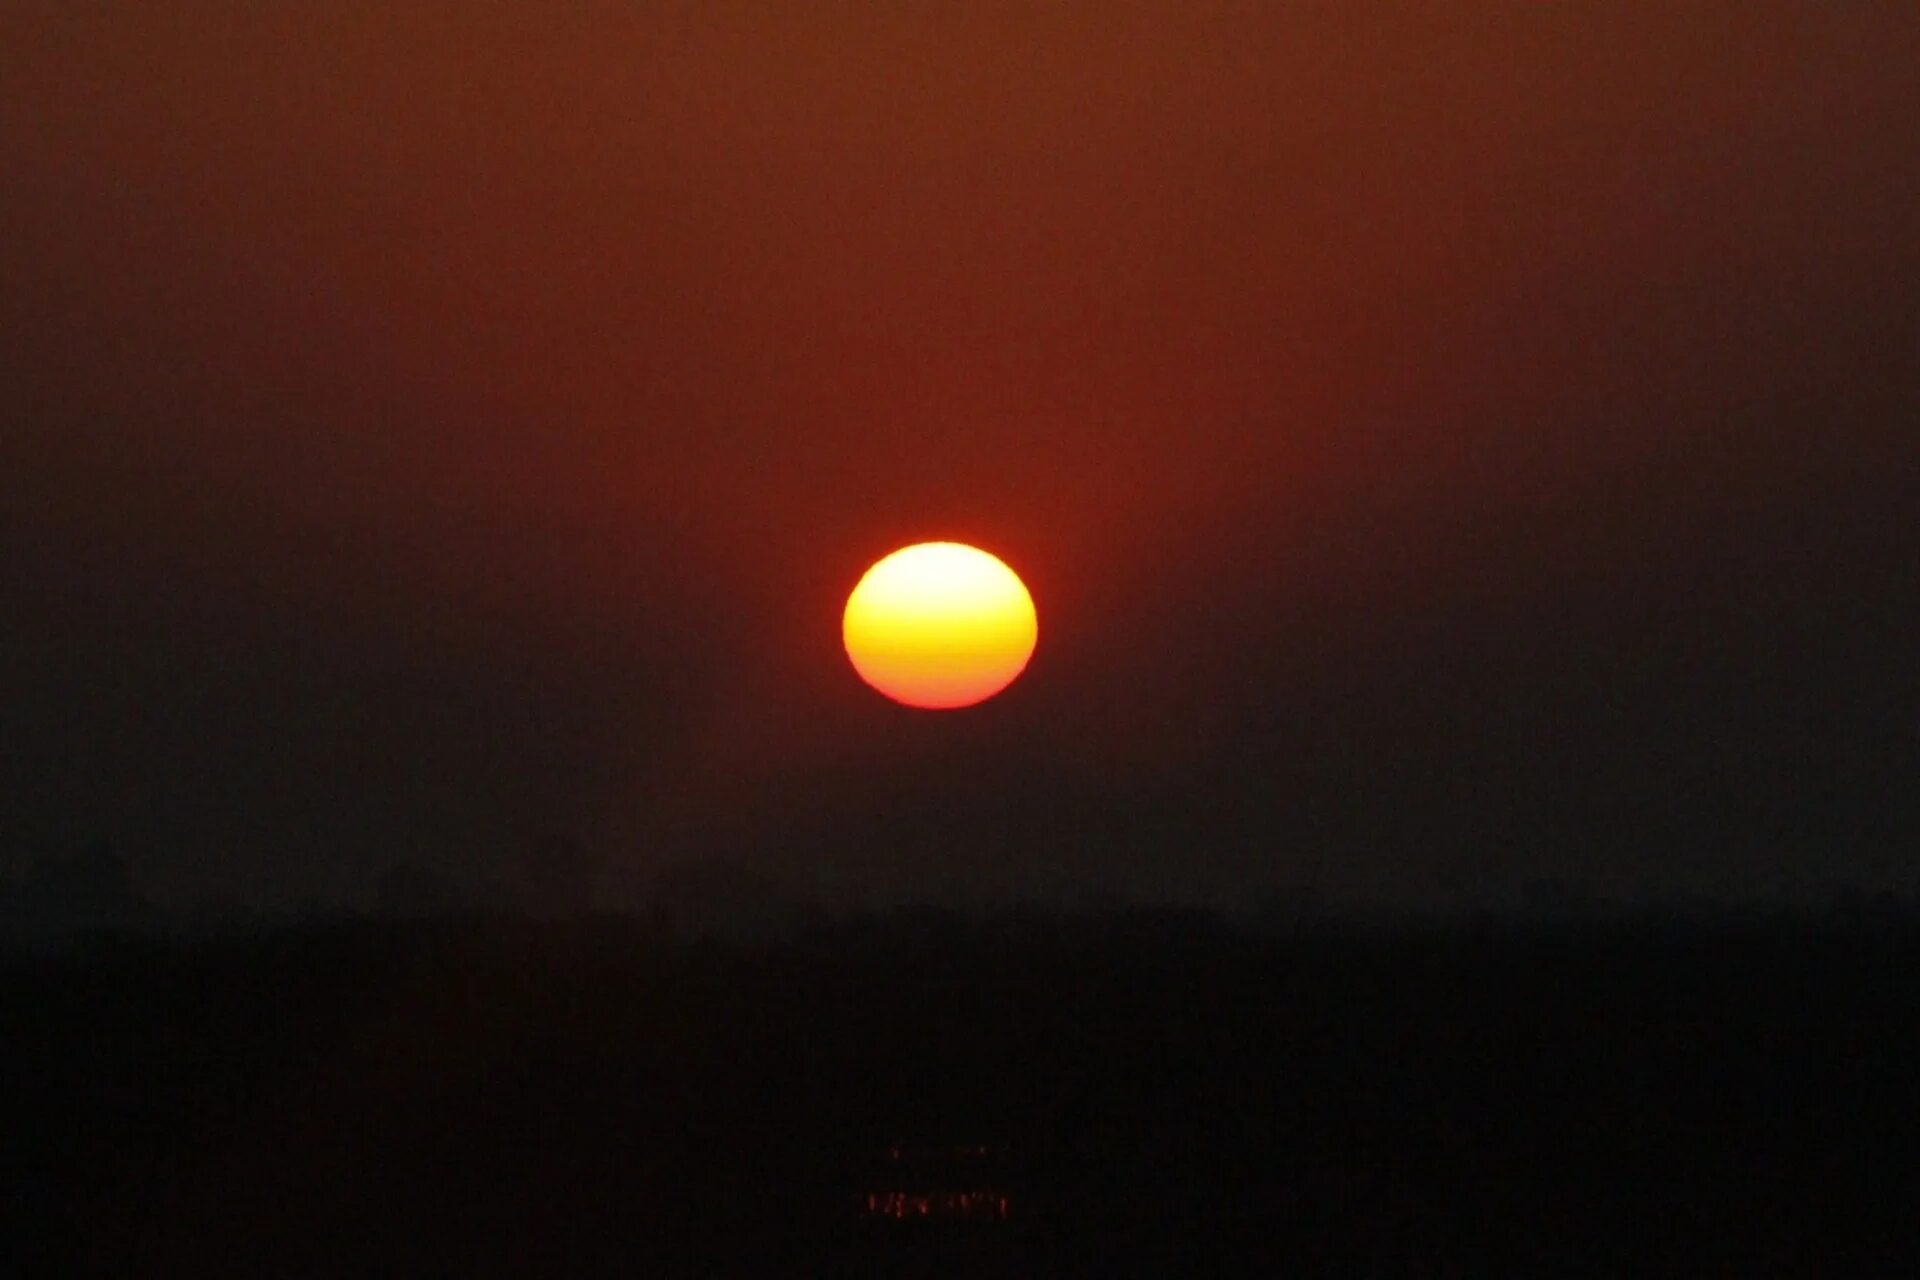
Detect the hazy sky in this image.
<box><xmin>4</xmin><ymin>4</ymin><xmax>1916</xmax><ymax>913</ymax></box>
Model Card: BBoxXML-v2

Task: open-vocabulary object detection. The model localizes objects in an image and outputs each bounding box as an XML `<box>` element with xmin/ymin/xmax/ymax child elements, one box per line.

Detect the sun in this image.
<box><xmin>843</xmin><ymin>542</ymin><xmax>1038</xmax><ymax>709</ymax></box>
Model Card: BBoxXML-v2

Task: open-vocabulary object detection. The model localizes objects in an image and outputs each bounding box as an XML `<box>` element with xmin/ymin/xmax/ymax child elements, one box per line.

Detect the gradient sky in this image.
<box><xmin>4</xmin><ymin>4</ymin><xmax>1916</xmax><ymax>914</ymax></box>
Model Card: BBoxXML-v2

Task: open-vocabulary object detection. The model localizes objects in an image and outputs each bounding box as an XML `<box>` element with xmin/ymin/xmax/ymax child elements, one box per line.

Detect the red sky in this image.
<box><xmin>3</xmin><ymin>5</ymin><xmax>1916</xmax><ymax>913</ymax></box>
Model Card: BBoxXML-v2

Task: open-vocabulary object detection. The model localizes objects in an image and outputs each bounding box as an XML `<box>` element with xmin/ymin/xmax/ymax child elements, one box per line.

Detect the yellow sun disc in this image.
<box><xmin>843</xmin><ymin>542</ymin><xmax>1038</xmax><ymax>709</ymax></box>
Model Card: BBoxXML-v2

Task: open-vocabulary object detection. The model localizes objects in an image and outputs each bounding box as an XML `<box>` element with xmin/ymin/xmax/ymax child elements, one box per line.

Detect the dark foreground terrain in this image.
<box><xmin>7</xmin><ymin>909</ymin><xmax>1918</xmax><ymax>1275</ymax></box>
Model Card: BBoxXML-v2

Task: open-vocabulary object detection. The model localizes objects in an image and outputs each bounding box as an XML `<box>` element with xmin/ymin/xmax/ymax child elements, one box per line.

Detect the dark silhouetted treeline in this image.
<box><xmin>7</xmin><ymin>908</ymin><xmax>1919</xmax><ymax>1274</ymax></box>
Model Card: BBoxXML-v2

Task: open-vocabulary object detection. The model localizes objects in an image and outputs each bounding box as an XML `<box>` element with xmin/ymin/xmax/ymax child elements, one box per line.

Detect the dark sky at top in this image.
<box><xmin>3</xmin><ymin>4</ymin><xmax>1916</xmax><ymax>914</ymax></box>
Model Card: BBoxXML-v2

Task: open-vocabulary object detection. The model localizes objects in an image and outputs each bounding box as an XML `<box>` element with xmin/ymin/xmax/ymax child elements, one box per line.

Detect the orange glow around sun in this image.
<box><xmin>843</xmin><ymin>542</ymin><xmax>1038</xmax><ymax>709</ymax></box>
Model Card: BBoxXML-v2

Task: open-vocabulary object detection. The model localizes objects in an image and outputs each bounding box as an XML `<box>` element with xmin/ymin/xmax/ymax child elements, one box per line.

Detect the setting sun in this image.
<box><xmin>843</xmin><ymin>543</ymin><xmax>1037</xmax><ymax>709</ymax></box>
